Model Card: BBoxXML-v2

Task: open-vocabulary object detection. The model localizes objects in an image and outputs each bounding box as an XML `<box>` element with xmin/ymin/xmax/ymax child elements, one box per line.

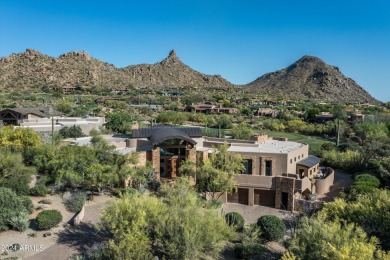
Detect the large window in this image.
<box><xmin>242</xmin><ymin>159</ymin><xmax>253</xmax><ymax>174</ymax></box>
<box><xmin>265</xmin><ymin>160</ymin><xmax>272</xmax><ymax>176</ymax></box>
<box><xmin>160</xmin><ymin>147</ymin><xmax>186</xmax><ymax>156</ymax></box>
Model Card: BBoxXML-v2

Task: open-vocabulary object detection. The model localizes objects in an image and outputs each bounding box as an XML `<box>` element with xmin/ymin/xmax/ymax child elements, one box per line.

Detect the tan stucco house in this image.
<box><xmin>119</xmin><ymin>125</ymin><xmax>335</xmax><ymax>211</ymax></box>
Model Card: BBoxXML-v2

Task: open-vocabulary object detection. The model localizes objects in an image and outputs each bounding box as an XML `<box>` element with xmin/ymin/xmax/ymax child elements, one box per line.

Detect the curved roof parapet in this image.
<box><xmin>149</xmin><ymin>127</ymin><xmax>197</xmax><ymax>146</ymax></box>
<box><xmin>132</xmin><ymin>125</ymin><xmax>202</xmax><ymax>138</ymax></box>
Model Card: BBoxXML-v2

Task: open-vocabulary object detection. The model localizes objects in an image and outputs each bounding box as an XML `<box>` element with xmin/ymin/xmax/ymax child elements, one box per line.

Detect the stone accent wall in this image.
<box><xmin>275</xmin><ymin>176</ymin><xmax>295</xmax><ymax>211</ymax></box>
<box><xmin>152</xmin><ymin>147</ymin><xmax>160</xmax><ymax>180</ymax></box>
<box><xmin>73</xmin><ymin>206</ymin><xmax>85</xmax><ymax>226</ymax></box>
<box><xmin>250</xmin><ymin>134</ymin><xmax>270</xmax><ymax>143</ymax></box>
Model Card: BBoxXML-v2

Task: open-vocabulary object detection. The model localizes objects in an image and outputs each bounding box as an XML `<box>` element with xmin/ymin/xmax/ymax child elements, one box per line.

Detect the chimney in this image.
<box><xmin>250</xmin><ymin>134</ymin><xmax>269</xmax><ymax>144</ymax></box>
<box><xmin>131</xmin><ymin>121</ymin><xmax>139</xmax><ymax>130</ymax></box>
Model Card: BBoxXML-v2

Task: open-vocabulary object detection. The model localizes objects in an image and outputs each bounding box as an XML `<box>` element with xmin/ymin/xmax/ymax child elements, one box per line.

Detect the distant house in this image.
<box><xmin>111</xmin><ymin>89</ymin><xmax>130</xmax><ymax>95</ymax></box>
<box><xmin>183</xmin><ymin>103</ymin><xmax>238</xmax><ymax>114</ymax></box>
<box><xmin>349</xmin><ymin>110</ymin><xmax>365</xmax><ymax>123</ymax></box>
<box><xmin>315</xmin><ymin>112</ymin><xmax>334</xmax><ymax>123</ymax></box>
<box><xmin>94</xmin><ymin>97</ymin><xmax>125</xmax><ymax>104</ymax></box>
<box><xmin>160</xmin><ymin>91</ymin><xmax>183</xmax><ymax>97</ymax></box>
<box><xmin>254</xmin><ymin>108</ymin><xmax>277</xmax><ymax>118</ymax></box>
<box><xmin>0</xmin><ymin>107</ymin><xmax>105</xmax><ymax>135</ymax></box>
<box><xmin>62</xmin><ymin>86</ymin><xmax>76</xmax><ymax>94</ymax></box>
<box><xmin>130</xmin><ymin>104</ymin><xmax>163</xmax><ymax>111</ymax></box>
<box><xmin>0</xmin><ymin>108</ymin><xmax>63</xmax><ymax>126</ymax></box>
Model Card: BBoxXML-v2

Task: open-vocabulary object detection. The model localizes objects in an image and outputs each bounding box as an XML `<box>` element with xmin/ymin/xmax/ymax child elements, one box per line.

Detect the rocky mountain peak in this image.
<box><xmin>24</xmin><ymin>48</ymin><xmax>42</xmax><ymax>57</ymax></box>
<box><xmin>160</xmin><ymin>49</ymin><xmax>181</xmax><ymax>65</ymax></box>
<box><xmin>248</xmin><ymin>55</ymin><xmax>379</xmax><ymax>104</ymax></box>
<box><xmin>59</xmin><ymin>51</ymin><xmax>91</xmax><ymax>60</ymax></box>
<box><xmin>296</xmin><ymin>55</ymin><xmax>324</xmax><ymax>64</ymax></box>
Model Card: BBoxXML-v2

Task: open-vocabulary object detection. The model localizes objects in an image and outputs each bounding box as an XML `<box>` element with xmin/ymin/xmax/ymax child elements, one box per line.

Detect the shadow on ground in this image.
<box><xmin>56</xmin><ymin>222</ymin><xmax>110</xmax><ymax>252</ymax></box>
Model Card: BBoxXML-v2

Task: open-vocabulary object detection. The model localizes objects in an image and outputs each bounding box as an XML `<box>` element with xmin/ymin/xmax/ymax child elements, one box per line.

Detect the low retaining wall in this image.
<box><xmin>315</xmin><ymin>168</ymin><xmax>334</xmax><ymax>195</ymax></box>
<box><xmin>73</xmin><ymin>206</ymin><xmax>85</xmax><ymax>226</ymax></box>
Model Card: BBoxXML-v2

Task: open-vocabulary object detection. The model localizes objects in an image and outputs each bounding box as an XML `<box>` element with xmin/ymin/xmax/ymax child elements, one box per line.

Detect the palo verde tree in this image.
<box><xmin>285</xmin><ymin>214</ymin><xmax>386</xmax><ymax>260</ymax></box>
<box><xmin>0</xmin><ymin>126</ymin><xmax>41</xmax><ymax>152</ymax></box>
<box><xmin>231</xmin><ymin>122</ymin><xmax>253</xmax><ymax>140</ymax></box>
<box><xmin>99</xmin><ymin>178</ymin><xmax>234</xmax><ymax>259</ymax></box>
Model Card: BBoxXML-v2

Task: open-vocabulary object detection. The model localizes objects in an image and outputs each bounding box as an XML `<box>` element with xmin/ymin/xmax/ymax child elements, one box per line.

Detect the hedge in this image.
<box><xmin>257</xmin><ymin>215</ymin><xmax>286</xmax><ymax>241</ymax></box>
<box><xmin>225</xmin><ymin>212</ymin><xmax>245</xmax><ymax>231</ymax></box>
<box><xmin>35</xmin><ymin>210</ymin><xmax>63</xmax><ymax>230</ymax></box>
<box><xmin>29</xmin><ymin>184</ymin><xmax>48</xmax><ymax>197</ymax></box>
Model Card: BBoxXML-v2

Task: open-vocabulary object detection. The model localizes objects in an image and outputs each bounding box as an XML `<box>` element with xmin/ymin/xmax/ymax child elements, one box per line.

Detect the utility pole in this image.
<box><xmin>336</xmin><ymin>119</ymin><xmax>340</xmax><ymax>147</ymax></box>
<box><xmin>52</xmin><ymin>116</ymin><xmax>54</xmax><ymax>145</ymax></box>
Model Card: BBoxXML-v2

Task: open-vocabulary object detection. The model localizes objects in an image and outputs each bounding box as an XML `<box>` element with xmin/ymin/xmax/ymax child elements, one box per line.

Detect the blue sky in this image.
<box><xmin>1</xmin><ymin>0</ymin><xmax>389</xmax><ymax>101</ymax></box>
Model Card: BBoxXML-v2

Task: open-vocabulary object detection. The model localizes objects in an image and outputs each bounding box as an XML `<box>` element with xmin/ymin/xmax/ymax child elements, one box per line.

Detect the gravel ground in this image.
<box><xmin>0</xmin><ymin>193</ymin><xmax>113</xmax><ymax>260</ymax></box>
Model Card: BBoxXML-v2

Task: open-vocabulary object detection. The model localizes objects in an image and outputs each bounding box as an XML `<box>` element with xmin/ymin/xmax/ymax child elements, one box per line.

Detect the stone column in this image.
<box><xmin>152</xmin><ymin>146</ymin><xmax>160</xmax><ymax>180</ymax></box>
<box><xmin>248</xmin><ymin>188</ymin><xmax>254</xmax><ymax>206</ymax></box>
<box><xmin>275</xmin><ymin>178</ymin><xmax>281</xmax><ymax>209</ymax></box>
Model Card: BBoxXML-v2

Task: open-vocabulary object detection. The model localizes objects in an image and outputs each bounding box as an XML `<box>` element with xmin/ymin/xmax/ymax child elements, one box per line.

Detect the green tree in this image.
<box><xmin>99</xmin><ymin>178</ymin><xmax>234</xmax><ymax>259</ymax></box>
<box><xmin>0</xmin><ymin>150</ymin><xmax>36</xmax><ymax>195</ymax></box>
<box><xmin>55</xmin><ymin>100</ymin><xmax>72</xmax><ymax>114</ymax></box>
<box><xmin>105</xmin><ymin>112</ymin><xmax>136</xmax><ymax>133</ymax></box>
<box><xmin>58</xmin><ymin>125</ymin><xmax>85</xmax><ymax>138</ymax></box>
<box><xmin>321</xmin><ymin>189</ymin><xmax>390</xmax><ymax>250</ymax></box>
<box><xmin>193</xmin><ymin>144</ymin><xmax>245</xmax><ymax>200</ymax></box>
<box><xmin>217</xmin><ymin>114</ymin><xmax>232</xmax><ymax>129</ymax></box>
<box><xmin>287</xmin><ymin>120</ymin><xmax>307</xmax><ymax>133</ymax></box>
<box><xmin>231</xmin><ymin>123</ymin><xmax>253</xmax><ymax>140</ymax></box>
<box><xmin>155</xmin><ymin>178</ymin><xmax>235</xmax><ymax>259</ymax></box>
<box><xmin>353</xmin><ymin>122</ymin><xmax>390</xmax><ymax>165</ymax></box>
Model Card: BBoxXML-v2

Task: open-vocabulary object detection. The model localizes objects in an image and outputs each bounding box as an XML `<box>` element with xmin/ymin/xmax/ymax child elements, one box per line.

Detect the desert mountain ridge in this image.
<box><xmin>0</xmin><ymin>48</ymin><xmax>379</xmax><ymax>103</ymax></box>
<box><xmin>247</xmin><ymin>55</ymin><xmax>379</xmax><ymax>104</ymax></box>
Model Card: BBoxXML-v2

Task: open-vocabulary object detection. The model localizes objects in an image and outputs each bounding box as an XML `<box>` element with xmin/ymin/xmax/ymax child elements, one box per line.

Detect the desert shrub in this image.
<box><xmin>321</xmin><ymin>150</ymin><xmax>364</xmax><ymax>171</ymax></box>
<box><xmin>65</xmin><ymin>192</ymin><xmax>87</xmax><ymax>213</ymax></box>
<box><xmin>355</xmin><ymin>174</ymin><xmax>381</xmax><ymax>184</ymax></box>
<box><xmin>19</xmin><ymin>196</ymin><xmax>34</xmax><ymax>214</ymax></box>
<box><xmin>38</xmin><ymin>199</ymin><xmax>52</xmax><ymax>205</ymax></box>
<box><xmin>35</xmin><ymin>210</ymin><xmax>63</xmax><ymax>230</ymax></box>
<box><xmin>0</xmin><ymin>187</ymin><xmax>33</xmax><ymax>231</ymax></box>
<box><xmin>225</xmin><ymin>212</ymin><xmax>245</xmax><ymax>231</ymax></box>
<box><xmin>321</xmin><ymin>142</ymin><xmax>335</xmax><ymax>151</ymax></box>
<box><xmin>257</xmin><ymin>215</ymin><xmax>286</xmax><ymax>241</ymax></box>
<box><xmin>59</xmin><ymin>125</ymin><xmax>85</xmax><ymax>138</ymax></box>
<box><xmin>234</xmin><ymin>224</ymin><xmax>263</xmax><ymax>259</ymax></box>
<box><xmin>350</xmin><ymin>174</ymin><xmax>381</xmax><ymax>194</ymax></box>
<box><xmin>8</xmin><ymin>211</ymin><xmax>29</xmax><ymax>231</ymax></box>
<box><xmin>29</xmin><ymin>184</ymin><xmax>48</xmax><ymax>197</ymax></box>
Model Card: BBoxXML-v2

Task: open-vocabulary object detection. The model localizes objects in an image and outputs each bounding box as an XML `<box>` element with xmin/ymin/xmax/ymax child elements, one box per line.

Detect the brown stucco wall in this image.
<box><xmin>315</xmin><ymin>168</ymin><xmax>334</xmax><ymax>195</ymax></box>
<box><xmin>287</xmin><ymin>145</ymin><xmax>309</xmax><ymax>174</ymax></box>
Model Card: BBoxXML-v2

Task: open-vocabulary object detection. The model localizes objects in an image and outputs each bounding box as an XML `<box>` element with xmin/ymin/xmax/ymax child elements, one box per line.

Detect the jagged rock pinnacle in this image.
<box><xmin>168</xmin><ymin>49</ymin><xmax>177</xmax><ymax>58</ymax></box>
<box><xmin>160</xmin><ymin>49</ymin><xmax>181</xmax><ymax>65</ymax></box>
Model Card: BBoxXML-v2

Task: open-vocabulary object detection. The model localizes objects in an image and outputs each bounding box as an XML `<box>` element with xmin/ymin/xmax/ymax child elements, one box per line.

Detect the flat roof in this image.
<box><xmin>226</xmin><ymin>140</ymin><xmax>306</xmax><ymax>154</ymax></box>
